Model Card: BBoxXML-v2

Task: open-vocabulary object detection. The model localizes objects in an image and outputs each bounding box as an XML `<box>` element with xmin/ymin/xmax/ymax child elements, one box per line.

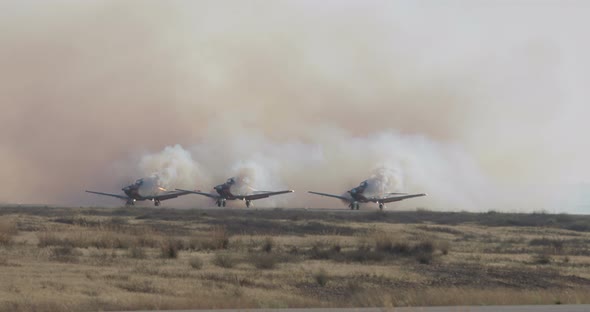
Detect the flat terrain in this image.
<box><xmin>1</xmin><ymin>206</ymin><xmax>590</xmax><ymax>311</ymax></box>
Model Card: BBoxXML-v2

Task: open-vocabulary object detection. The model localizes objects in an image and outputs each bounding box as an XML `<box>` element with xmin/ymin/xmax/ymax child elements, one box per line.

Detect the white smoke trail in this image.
<box><xmin>366</xmin><ymin>166</ymin><xmax>405</xmax><ymax>196</ymax></box>
<box><xmin>135</xmin><ymin>128</ymin><xmax>492</xmax><ymax>210</ymax></box>
<box><xmin>138</xmin><ymin>144</ymin><xmax>202</xmax><ymax>190</ymax></box>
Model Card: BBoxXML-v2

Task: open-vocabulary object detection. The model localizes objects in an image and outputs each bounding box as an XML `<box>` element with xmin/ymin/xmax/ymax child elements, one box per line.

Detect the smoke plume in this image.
<box><xmin>138</xmin><ymin>144</ymin><xmax>201</xmax><ymax>189</ymax></box>
<box><xmin>1</xmin><ymin>1</ymin><xmax>589</xmax><ymax>212</ymax></box>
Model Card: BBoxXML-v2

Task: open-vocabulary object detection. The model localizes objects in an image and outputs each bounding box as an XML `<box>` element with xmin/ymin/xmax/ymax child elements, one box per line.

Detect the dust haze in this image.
<box><xmin>1</xmin><ymin>1</ymin><xmax>589</xmax><ymax>212</ymax></box>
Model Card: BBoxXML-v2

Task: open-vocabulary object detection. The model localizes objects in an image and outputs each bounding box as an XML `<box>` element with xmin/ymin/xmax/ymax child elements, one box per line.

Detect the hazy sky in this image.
<box><xmin>1</xmin><ymin>1</ymin><xmax>589</xmax><ymax>212</ymax></box>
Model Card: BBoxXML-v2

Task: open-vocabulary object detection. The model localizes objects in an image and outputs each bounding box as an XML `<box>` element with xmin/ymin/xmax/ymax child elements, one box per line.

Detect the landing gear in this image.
<box><xmin>216</xmin><ymin>199</ymin><xmax>226</xmax><ymax>207</ymax></box>
<box><xmin>154</xmin><ymin>199</ymin><xmax>161</xmax><ymax>207</ymax></box>
<box><xmin>246</xmin><ymin>200</ymin><xmax>252</xmax><ymax>208</ymax></box>
<box><xmin>349</xmin><ymin>202</ymin><xmax>360</xmax><ymax>210</ymax></box>
<box><xmin>125</xmin><ymin>199</ymin><xmax>136</xmax><ymax>206</ymax></box>
<box><xmin>378</xmin><ymin>203</ymin><xmax>384</xmax><ymax>210</ymax></box>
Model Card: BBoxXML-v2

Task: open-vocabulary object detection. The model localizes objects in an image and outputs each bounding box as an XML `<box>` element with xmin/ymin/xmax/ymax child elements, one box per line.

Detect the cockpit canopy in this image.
<box><xmin>227</xmin><ymin>178</ymin><xmax>235</xmax><ymax>184</ymax></box>
<box><xmin>359</xmin><ymin>180</ymin><xmax>368</xmax><ymax>188</ymax></box>
<box><xmin>134</xmin><ymin>178</ymin><xmax>144</xmax><ymax>186</ymax></box>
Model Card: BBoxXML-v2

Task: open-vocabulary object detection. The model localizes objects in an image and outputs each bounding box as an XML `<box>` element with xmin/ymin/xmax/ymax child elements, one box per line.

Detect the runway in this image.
<box><xmin>123</xmin><ymin>305</ymin><xmax>590</xmax><ymax>312</ymax></box>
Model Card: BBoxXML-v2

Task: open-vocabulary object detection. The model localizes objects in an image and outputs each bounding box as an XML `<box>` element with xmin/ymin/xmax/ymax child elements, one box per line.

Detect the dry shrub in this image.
<box><xmin>189</xmin><ymin>256</ymin><xmax>204</xmax><ymax>269</ymax></box>
<box><xmin>309</xmin><ymin>244</ymin><xmax>337</xmax><ymax>260</ymax></box>
<box><xmin>0</xmin><ymin>219</ymin><xmax>17</xmax><ymax>245</ymax></box>
<box><xmin>136</xmin><ymin>233</ymin><xmax>163</xmax><ymax>248</ymax></box>
<box><xmin>160</xmin><ymin>241</ymin><xmax>179</xmax><ymax>259</ymax></box>
<box><xmin>438</xmin><ymin>240</ymin><xmax>451</xmax><ymax>255</ymax></box>
<box><xmin>210</xmin><ymin>225</ymin><xmax>230</xmax><ymax>250</ymax></box>
<box><xmin>531</xmin><ymin>253</ymin><xmax>552</xmax><ymax>265</ymax></box>
<box><xmin>38</xmin><ymin>232</ymin><xmax>62</xmax><ymax>247</ymax></box>
<box><xmin>88</xmin><ymin>249</ymin><xmax>118</xmax><ymax>266</ymax></box>
<box><xmin>415</xmin><ymin>251</ymin><xmax>434</xmax><ymax>264</ymax></box>
<box><xmin>213</xmin><ymin>253</ymin><xmax>237</xmax><ymax>268</ymax></box>
<box><xmin>413</xmin><ymin>240</ymin><xmax>435</xmax><ymax>254</ymax></box>
<box><xmin>313</xmin><ymin>269</ymin><xmax>329</xmax><ymax>287</ymax></box>
<box><xmin>38</xmin><ymin>231</ymin><xmax>97</xmax><ymax>248</ymax></box>
<box><xmin>128</xmin><ymin>247</ymin><xmax>147</xmax><ymax>259</ymax></box>
<box><xmin>344</xmin><ymin>232</ymin><xmax>446</xmax><ymax>264</ymax></box>
<box><xmin>331</xmin><ymin>243</ymin><xmax>342</xmax><ymax>253</ymax></box>
<box><xmin>308</xmin><ymin>240</ymin><xmax>347</xmax><ymax>260</ymax></box>
<box><xmin>261</xmin><ymin>236</ymin><xmax>274</xmax><ymax>253</ymax></box>
<box><xmin>189</xmin><ymin>226</ymin><xmax>231</xmax><ymax>251</ymax></box>
<box><xmin>348</xmin><ymin>245</ymin><xmax>385</xmax><ymax>263</ymax></box>
<box><xmin>249</xmin><ymin>253</ymin><xmax>278</xmax><ymax>269</ymax></box>
<box><xmin>50</xmin><ymin>246</ymin><xmax>82</xmax><ymax>263</ymax></box>
<box><xmin>37</xmin><ymin>229</ymin><xmax>163</xmax><ymax>249</ymax></box>
<box><xmin>117</xmin><ymin>279</ymin><xmax>158</xmax><ymax>293</ymax></box>
<box><xmin>529</xmin><ymin>237</ymin><xmax>564</xmax><ymax>254</ymax></box>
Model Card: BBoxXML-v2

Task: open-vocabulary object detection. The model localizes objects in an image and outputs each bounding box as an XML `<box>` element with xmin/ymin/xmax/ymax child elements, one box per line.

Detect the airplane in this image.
<box><xmin>308</xmin><ymin>180</ymin><xmax>426</xmax><ymax>210</ymax></box>
<box><xmin>85</xmin><ymin>176</ymin><xmax>192</xmax><ymax>206</ymax></box>
<box><xmin>176</xmin><ymin>177</ymin><xmax>294</xmax><ymax>208</ymax></box>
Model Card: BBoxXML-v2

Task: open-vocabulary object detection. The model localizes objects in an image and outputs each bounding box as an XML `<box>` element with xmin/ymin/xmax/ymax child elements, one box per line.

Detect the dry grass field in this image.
<box><xmin>1</xmin><ymin>206</ymin><xmax>590</xmax><ymax>311</ymax></box>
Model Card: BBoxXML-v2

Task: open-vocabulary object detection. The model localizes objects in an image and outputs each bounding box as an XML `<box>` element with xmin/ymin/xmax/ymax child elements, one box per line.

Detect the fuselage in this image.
<box><xmin>347</xmin><ymin>180</ymin><xmax>369</xmax><ymax>202</ymax></box>
<box><xmin>213</xmin><ymin>178</ymin><xmax>238</xmax><ymax>199</ymax></box>
<box><xmin>122</xmin><ymin>178</ymin><xmax>166</xmax><ymax>200</ymax></box>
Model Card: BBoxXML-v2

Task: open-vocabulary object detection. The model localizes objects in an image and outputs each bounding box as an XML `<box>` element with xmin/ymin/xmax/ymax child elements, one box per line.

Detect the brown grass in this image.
<box><xmin>249</xmin><ymin>253</ymin><xmax>279</xmax><ymax>269</ymax></box>
<box><xmin>213</xmin><ymin>253</ymin><xmax>238</xmax><ymax>268</ymax></box>
<box><xmin>1</xmin><ymin>207</ymin><xmax>590</xmax><ymax>310</ymax></box>
<box><xmin>189</xmin><ymin>256</ymin><xmax>204</xmax><ymax>269</ymax></box>
<box><xmin>0</xmin><ymin>219</ymin><xmax>17</xmax><ymax>245</ymax></box>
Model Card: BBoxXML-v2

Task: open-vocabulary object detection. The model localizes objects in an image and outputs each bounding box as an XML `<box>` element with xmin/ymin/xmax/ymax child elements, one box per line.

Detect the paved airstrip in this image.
<box><xmin>124</xmin><ymin>305</ymin><xmax>590</xmax><ymax>312</ymax></box>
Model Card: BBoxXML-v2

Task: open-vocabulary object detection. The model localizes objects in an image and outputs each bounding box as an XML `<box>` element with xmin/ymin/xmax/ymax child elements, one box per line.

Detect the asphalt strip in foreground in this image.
<box><xmin>120</xmin><ymin>304</ymin><xmax>590</xmax><ymax>312</ymax></box>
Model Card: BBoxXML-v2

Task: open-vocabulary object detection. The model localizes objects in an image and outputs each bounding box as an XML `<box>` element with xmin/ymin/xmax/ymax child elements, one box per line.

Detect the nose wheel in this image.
<box><xmin>125</xmin><ymin>199</ymin><xmax>136</xmax><ymax>206</ymax></box>
<box><xmin>378</xmin><ymin>203</ymin><xmax>384</xmax><ymax>210</ymax></box>
<box><xmin>154</xmin><ymin>199</ymin><xmax>161</xmax><ymax>206</ymax></box>
<box><xmin>217</xmin><ymin>199</ymin><xmax>226</xmax><ymax>207</ymax></box>
<box><xmin>246</xmin><ymin>200</ymin><xmax>252</xmax><ymax>208</ymax></box>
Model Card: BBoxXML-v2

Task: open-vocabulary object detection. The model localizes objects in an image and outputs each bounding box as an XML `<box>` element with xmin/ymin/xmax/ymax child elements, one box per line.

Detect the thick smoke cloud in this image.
<box><xmin>1</xmin><ymin>1</ymin><xmax>589</xmax><ymax>212</ymax></box>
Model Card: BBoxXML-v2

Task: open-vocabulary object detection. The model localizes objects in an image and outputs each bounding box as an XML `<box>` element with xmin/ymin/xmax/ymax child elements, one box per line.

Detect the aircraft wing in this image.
<box><xmin>85</xmin><ymin>190</ymin><xmax>129</xmax><ymax>200</ymax></box>
<box><xmin>240</xmin><ymin>190</ymin><xmax>294</xmax><ymax>201</ymax></box>
<box><xmin>149</xmin><ymin>190</ymin><xmax>193</xmax><ymax>201</ymax></box>
<box><xmin>175</xmin><ymin>189</ymin><xmax>219</xmax><ymax>199</ymax></box>
<box><xmin>379</xmin><ymin>193</ymin><xmax>427</xmax><ymax>203</ymax></box>
<box><xmin>308</xmin><ymin>191</ymin><xmax>351</xmax><ymax>202</ymax></box>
